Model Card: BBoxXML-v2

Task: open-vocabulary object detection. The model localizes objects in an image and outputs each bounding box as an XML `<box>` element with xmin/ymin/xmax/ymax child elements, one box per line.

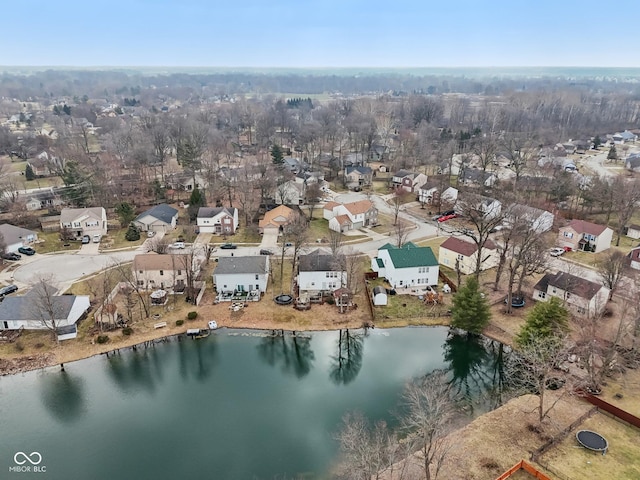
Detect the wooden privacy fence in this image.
<box><xmin>580</xmin><ymin>392</ymin><xmax>640</xmax><ymax>429</ymax></box>
<box><xmin>530</xmin><ymin>406</ymin><xmax>597</xmax><ymax>461</ymax></box>
<box><xmin>495</xmin><ymin>460</ymin><xmax>552</xmax><ymax>480</ymax></box>
<box><xmin>439</xmin><ymin>270</ymin><xmax>457</xmax><ymax>293</ymax></box>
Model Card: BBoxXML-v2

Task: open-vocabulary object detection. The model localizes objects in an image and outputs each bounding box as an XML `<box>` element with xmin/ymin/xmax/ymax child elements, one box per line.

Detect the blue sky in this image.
<box><xmin>2</xmin><ymin>0</ymin><xmax>636</xmax><ymax>67</ymax></box>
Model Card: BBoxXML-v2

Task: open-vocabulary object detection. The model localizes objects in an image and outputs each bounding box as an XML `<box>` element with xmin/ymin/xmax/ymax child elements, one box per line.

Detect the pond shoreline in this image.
<box><xmin>0</xmin><ymin>319</ymin><xmax>514</xmax><ymax>377</ymax></box>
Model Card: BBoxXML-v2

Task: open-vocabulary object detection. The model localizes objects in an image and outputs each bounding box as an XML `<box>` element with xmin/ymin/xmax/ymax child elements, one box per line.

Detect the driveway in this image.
<box><xmin>79</xmin><ymin>241</ymin><xmax>100</xmax><ymax>255</ymax></box>
<box><xmin>260</xmin><ymin>228</ymin><xmax>279</xmax><ymax>249</ymax></box>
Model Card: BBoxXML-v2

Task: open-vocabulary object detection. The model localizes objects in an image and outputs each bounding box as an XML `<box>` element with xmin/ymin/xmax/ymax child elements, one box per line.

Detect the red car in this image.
<box><xmin>437</xmin><ymin>214</ymin><xmax>458</xmax><ymax>222</ymax></box>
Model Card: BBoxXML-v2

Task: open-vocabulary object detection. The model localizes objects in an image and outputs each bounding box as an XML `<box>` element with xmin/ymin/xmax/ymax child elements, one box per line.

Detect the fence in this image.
<box><xmin>530</xmin><ymin>406</ymin><xmax>598</xmax><ymax>461</ymax></box>
<box><xmin>495</xmin><ymin>460</ymin><xmax>552</xmax><ymax>480</ymax></box>
<box><xmin>439</xmin><ymin>270</ymin><xmax>457</xmax><ymax>293</ymax></box>
<box><xmin>580</xmin><ymin>392</ymin><xmax>640</xmax><ymax>429</ymax></box>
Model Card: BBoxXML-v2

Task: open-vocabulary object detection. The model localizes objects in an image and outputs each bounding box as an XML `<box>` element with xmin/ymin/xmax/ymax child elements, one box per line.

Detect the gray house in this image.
<box><xmin>213</xmin><ymin>256</ymin><xmax>270</xmax><ymax>294</ymax></box>
<box><xmin>0</xmin><ymin>224</ymin><xmax>38</xmax><ymax>253</ymax></box>
<box><xmin>133</xmin><ymin>204</ymin><xmax>179</xmax><ymax>233</ymax></box>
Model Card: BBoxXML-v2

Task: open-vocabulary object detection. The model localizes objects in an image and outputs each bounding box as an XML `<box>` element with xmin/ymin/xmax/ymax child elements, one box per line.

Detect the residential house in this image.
<box><xmin>133</xmin><ymin>204</ymin><xmax>179</xmax><ymax>233</ymax></box>
<box><xmin>275</xmin><ymin>180</ymin><xmax>305</xmax><ymax>205</ymax></box>
<box><xmin>612</xmin><ymin>130</ymin><xmax>638</xmax><ymax>144</ymax></box>
<box><xmin>416</xmin><ymin>175</ymin><xmax>450</xmax><ymax>206</ymax></box>
<box><xmin>0</xmin><ymin>224</ymin><xmax>38</xmax><ymax>253</ymax></box>
<box><xmin>460</xmin><ymin>168</ymin><xmax>497</xmax><ymax>188</ymax></box>
<box><xmin>627</xmin><ymin>246</ymin><xmax>640</xmax><ymax>271</ymax></box>
<box><xmin>392</xmin><ymin>170</ymin><xmax>429</xmax><ymax>193</ymax></box>
<box><xmin>0</xmin><ymin>283</ymin><xmax>90</xmax><ymax>340</ymax></box>
<box><xmin>213</xmin><ymin>256</ymin><xmax>270</xmax><ymax>294</ymax></box>
<box><xmin>344</xmin><ymin>166</ymin><xmax>373</xmax><ymax>190</ymax></box>
<box><xmin>258</xmin><ymin>205</ymin><xmax>295</xmax><ymax>234</ymax></box>
<box><xmin>297</xmin><ymin>249</ymin><xmax>346</xmax><ymax>294</ymax></box>
<box><xmin>23</xmin><ymin>188</ymin><xmax>64</xmax><ymax>211</ymax></box>
<box><xmin>323</xmin><ymin>200</ymin><xmax>378</xmax><ymax>233</ymax></box>
<box><xmin>438</xmin><ymin>237</ymin><xmax>499</xmax><ymax>275</ymax></box>
<box><xmin>558</xmin><ymin>219</ymin><xmax>613</xmax><ymax>253</ymax></box>
<box><xmin>343</xmin><ymin>152</ymin><xmax>365</xmax><ymax>167</ymax></box>
<box><xmin>132</xmin><ymin>252</ymin><xmax>196</xmax><ymax>292</ymax></box>
<box><xmin>505</xmin><ymin>204</ymin><xmax>555</xmax><ymax>233</ymax></box>
<box><xmin>625</xmin><ymin>154</ymin><xmax>640</xmax><ymax>173</ymax></box>
<box><xmin>369</xmin><ymin>144</ymin><xmax>389</xmax><ymax>162</ymax></box>
<box><xmin>371</xmin><ymin>242</ymin><xmax>439</xmax><ymax>289</ymax></box>
<box><xmin>27</xmin><ymin>150</ymin><xmax>62</xmax><ymax>177</ymax></box>
<box><xmin>197</xmin><ymin>207</ymin><xmax>239</xmax><ymax>235</ymax></box>
<box><xmin>533</xmin><ymin>271</ymin><xmax>608</xmax><ymax>317</ymax></box>
<box><xmin>294</xmin><ymin>170</ymin><xmax>325</xmax><ymax>187</ymax></box>
<box><xmin>457</xmin><ymin>193</ymin><xmax>502</xmax><ymax>220</ymax></box>
<box><xmin>283</xmin><ymin>157</ymin><xmax>303</xmax><ymax>173</ymax></box>
<box><xmin>60</xmin><ymin>207</ymin><xmax>107</xmax><ymax>239</ymax></box>
<box><xmin>626</xmin><ymin>224</ymin><xmax>640</xmax><ymax>240</ymax></box>
<box><xmin>164</xmin><ymin>171</ymin><xmax>207</xmax><ymax>191</ymax></box>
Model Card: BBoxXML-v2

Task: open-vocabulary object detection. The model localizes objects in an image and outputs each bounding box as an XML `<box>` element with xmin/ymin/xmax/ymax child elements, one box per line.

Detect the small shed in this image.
<box><xmin>372</xmin><ymin>286</ymin><xmax>388</xmax><ymax>306</ymax></box>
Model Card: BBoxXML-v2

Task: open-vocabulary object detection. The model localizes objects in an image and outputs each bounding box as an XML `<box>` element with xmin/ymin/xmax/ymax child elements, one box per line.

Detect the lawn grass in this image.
<box><xmin>34</xmin><ymin>231</ymin><xmax>81</xmax><ymax>254</ymax></box>
<box><xmin>539</xmin><ymin>413</ymin><xmax>640</xmax><ymax>480</ymax></box>
<box><xmin>370</xmin><ymin>213</ymin><xmax>395</xmax><ymax>234</ymax></box>
<box><xmin>104</xmin><ymin>227</ymin><xmax>145</xmax><ymax>250</ymax></box>
<box><xmin>307</xmin><ymin>218</ymin><xmax>331</xmax><ymax>241</ymax></box>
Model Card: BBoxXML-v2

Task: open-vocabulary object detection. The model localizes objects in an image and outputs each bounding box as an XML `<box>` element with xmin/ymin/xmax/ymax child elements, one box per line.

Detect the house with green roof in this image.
<box><xmin>371</xmin><ymin>242</ymin><xmax>439</xmax><ymax>289</ymax></box>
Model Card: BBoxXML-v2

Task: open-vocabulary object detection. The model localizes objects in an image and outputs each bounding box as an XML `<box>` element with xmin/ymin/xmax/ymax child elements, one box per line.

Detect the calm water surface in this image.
<box><xmin>0</xmin><ymin>327</ymin><xmax>508</xmax><ymax>479</ymax></box>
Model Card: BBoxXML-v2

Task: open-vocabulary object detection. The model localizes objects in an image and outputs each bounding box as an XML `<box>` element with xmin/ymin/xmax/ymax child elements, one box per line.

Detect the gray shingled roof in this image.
<box><xmin>0</xmin><ymin>295</ymin><xmax>75</xmax><ymax>321</ymax></box>
<box><xmin>298</xmin><ymin>249</ymin><xmax>336</xmax><ymax>272</ymax></box>
<box><xmin>135</xmin><ymin>204</ymin><xmax>178</xmax><ymax>224</ymax></box>
<box><xmin>214</xmin><ymin>256</ymin><xmax>268</xmax><ymax>275</ymax></box>
<box><xmin>198</xmin><ymin>207</ymin><xmax>236</xmax><ymax>218</ymax></box>
<box><xmin>0</xmin><ymin>223</ymin><xmax>37</xmax><ymax>245</ymax></box>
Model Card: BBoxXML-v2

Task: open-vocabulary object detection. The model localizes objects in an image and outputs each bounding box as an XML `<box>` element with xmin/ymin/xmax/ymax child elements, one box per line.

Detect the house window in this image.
<box><xmin>538</xmin><ymin>291</ymin><xmax>546</xmax><ymax>299</ymax></box>
<box><xmin>178</xmin><ymin>270</ymin><xmax>182</xmax><ymax>276</ymax></box>
<box><xmin>457</xmin><ymin>254</ymin><xmax>464</xmax><ymax>261</ymax></box>
<box><xmin>577</xmin><ymin>307</ymin><xmax>586</xmax><ymax>314</ymax></box>
<box><xmin>255</xmin><ymin>274</ymin><xmax>259</xmax><ymax>280</ymax></box>
<box><xmin>399</xmin><ymin>280</ymin><xmax>403</xmax><ymax>286</ymax></box>
<box><xmin>256</xmin><ymin>284</ymin><xmax>259</xmax><ymax>290</ymax></box>
<box><xmin>160</xmin><ymin>270</ymin><xmax>164</xmax><ymax>276</ymax></box>
<box><xmin>563</xmin><ymin>232</ymin><xmax>573</xmax><ymax>238</ymax></box>
<box><xmin>139</xmin><ymin>270</ymin><xmax>143</xmax><ymax>274</ymax></box>
<box><xmin>137</xmin><ymin>280</ymin><xmax>144</xmax><ymax>286</ymax></box>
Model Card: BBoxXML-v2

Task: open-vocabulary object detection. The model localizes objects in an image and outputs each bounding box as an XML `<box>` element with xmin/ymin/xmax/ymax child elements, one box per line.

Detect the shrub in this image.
<box><xmin>187</xmin><ymin>311</ymin><xmax>198</xmax><ymax>320</ymax></box>
<box><xmin>122</xmin><ymin>327</ymin><xmax>133</xmax><ymax>336</ymax></box>
<box><xmin>326</xmin><ymin>297</ymin><xmax>335</xmax><ymax>305</ymax></box>
<box><xmin>96</xmin><ymin>335</ymin><xmax>110</xmax><ymax>344</ymax></box>
<box><xmin>15</xmin><ymin>341</ymin><xmax>24</xmax><ymax>352</ymax></box>
<box><xmin>176</xmin><ymin>319</ymin><xmax>184</xmax><ymax>326</ymax></box>
<box><xmin>125</xmin><ymin>223</ymin><xmax>141</xmax><ymax>241</ymax></box>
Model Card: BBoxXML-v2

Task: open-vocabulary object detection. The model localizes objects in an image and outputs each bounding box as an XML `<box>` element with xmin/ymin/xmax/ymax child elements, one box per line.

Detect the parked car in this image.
<box><xmin>147</xmin><ymin>231</ymin><xmax>156</xmax><ymax>238</ymax></box>
<box><xmin>259</xmin><ymin>249</ymin><xmax>273</xmax><ymax>255</ymax></box>
<box><xmin>220</xmin><ymin>243</ymin><xmax>237</xmax><ymax>249</ymax></box>
<box><xmin>171</xmin><ymin>241</ymin><xmax>186</xmax><ymax>249</ymax></box>
<box><xmin>549</xmin><ymin>247</ymin><xmax>565</xmax><ymax>257</ymax></box>
<box><xmin>284</xmin><ymin>242</ymin><xmax>293</xmax><ymax>247</ymax></box>
<box><xmin>82</xmin><ymin>235</ymin><xmax>91</xmax><ymax>244</ymax></box>
<box><xmin>441</xmin><ymin>209</ymin><xmax>456</xmax><ymax>216</ymax></box>
<box><xmin>0</xmin><ymin>284</ymin><xmax>18</xmax><ymax>297</ymax></box>
<box><xmin>17</xmin><ymin>246</ymin><xmax>36</xmax><ymax>256</ymax></box>
<box><xmin>437</xmin><ymin>214</ymin><xmax>458</xmax><ymax>223</ymax></box>
<box><xmin>431</xmin><ymin>214</ymin><xmax>443</xmax><ymax>221</ymax></box>
<box><xmin>93</xmin><ymin>234</ymin><xmax>102</xmax><ymax>243</ymax></box>
<box><xmin>2</xmin><ymin>252</ymin><xmax>21</xmax><ymax>261</ymax></box>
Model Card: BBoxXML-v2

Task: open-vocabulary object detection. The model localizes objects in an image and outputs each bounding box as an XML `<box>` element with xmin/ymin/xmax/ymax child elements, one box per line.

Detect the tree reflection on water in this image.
<box><xmin>329</xmin><ymin>329</ymin><xmax>364</xmax><ymax>386</ymax></box>
<box><xmin>257</xmin><ymin>330</ymin><xmax>315</xmax><ymax>379</ymax></box>
<box><xmin>40</xmin><ymin>369</ymin><xmax>86</xmax><ymax>423</ymax></box>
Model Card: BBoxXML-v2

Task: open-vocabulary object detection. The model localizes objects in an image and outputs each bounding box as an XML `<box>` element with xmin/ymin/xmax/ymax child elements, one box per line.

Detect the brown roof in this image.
<box><xmin>323</xmin><ymin>201</ymin><xmax>340</xmax><ymax>211</ymax></box>
<box><xmin>533</xmin><ymin>271</ymin><xmax>603</xmax><ymax>300</ymax></box>
<box><xmin>439</xmin><ymin>236</ymin><xmax>495</xmax><ymax>257</ymax></box>
<box><xmin>344</xmin><ymin>199</ymin><xmax>374</xmax><ymax>215</ymax></box>
<box><xmin>133</xmin><ymin>253</ymin><xmax>191</xmax><ymax>271</ymax></box>
<box><xmin>334</xmin><ymin>214</ymin><xmax>351</xmax><ymax>226</ymax></box>
<box><xmin>566</xmin><ymin>219</ymin><xmax>608</xmax><ymax>236</ymax></box>
<box><xmin>259</xmin><ymin>205</ymin><xmax>293</xmax><ymax>228</ymax></box>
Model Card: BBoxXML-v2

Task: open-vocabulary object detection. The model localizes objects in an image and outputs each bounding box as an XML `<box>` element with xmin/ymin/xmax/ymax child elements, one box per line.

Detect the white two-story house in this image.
<box><xmin>323</xmin><ymin>200</ymin><xmax>378</xmax><ymax>233</ymax></box>
<box><xmin>533</xmin><ymin>271</ymin><xmax>608</xmax><ymax>317</ymax></box>
<box><xmin>213</xmin><ymin>256</ymin><xmax>270</xmax><ymax>294</ymax></box>
<box><xmin>197</xmin><ymin>207</ymin><xmax>239</xmax><ymax>235</ymax></box>
<box><xmin>59</xmin><ymin>207</ymin><xmax>107</xmax><ymax>239</ymax></box>
<box><xmin>132</xmin><ymin>253</ymin><xmax>196</xmax><ymax>292</ymax></box>
<box><xmin>297</xmin><ymin>249</ymin><xmax>346</xmax><ymax>294</ymax></box>
<box><xmin>438</xmin><ymin>237</ymin><xmax>499</xmax><ymax>275</ymax></box>
<box><xmin>371</xmin><ymin>242</ymin><xmax>439</xmax><ymax>289</ymax></box>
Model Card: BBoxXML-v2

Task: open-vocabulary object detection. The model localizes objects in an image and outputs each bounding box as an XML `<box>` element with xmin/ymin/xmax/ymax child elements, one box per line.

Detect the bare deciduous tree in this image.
<box><xmin>597</xmin><ymin>250</ymin><xmax>629</xmax><ymax>300</ymax></box>
<box><xmin>399</xmin><ymin>370</ymin><xmax>457</xmax><ymax>480</ymax></box>
<box><xmin>29</xmin><ymin>276</ymin><xmax>65</xmax><ymax>343</ymax></box>
<box><xmin>393</xmin><ymin>219</ymin><xmax>412</xmax><ymax>248</ymax></box>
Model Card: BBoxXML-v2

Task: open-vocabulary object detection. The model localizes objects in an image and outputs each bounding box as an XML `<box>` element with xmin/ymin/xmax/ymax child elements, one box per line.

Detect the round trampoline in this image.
<box><xmin>274</xmin><ymin>294</ymin><xmax>293</xmax><ymax>305</ymax></box>
<box><xmin>576</xmin><ymin>430</ymin><xmax>608</xmax><ymax>455</ymax></box>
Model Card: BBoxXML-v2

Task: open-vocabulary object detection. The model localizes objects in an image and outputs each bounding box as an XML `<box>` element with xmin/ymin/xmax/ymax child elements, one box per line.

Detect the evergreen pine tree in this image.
<box><xmin>450</xmin><ymin>277</ymin><xmax>491</xmax><ymax>334</ymax></box>
<box><xmin>516</xmin><ymin>297</ymin><xmax>569</xmax><ymax>347</ymax></box>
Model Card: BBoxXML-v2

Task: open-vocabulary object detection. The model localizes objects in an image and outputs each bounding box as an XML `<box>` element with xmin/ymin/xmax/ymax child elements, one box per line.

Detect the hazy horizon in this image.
<box><xmin>2</xmin><ymin>1</ymin><xmax>637</xmax><ymax>69</ymax></box>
